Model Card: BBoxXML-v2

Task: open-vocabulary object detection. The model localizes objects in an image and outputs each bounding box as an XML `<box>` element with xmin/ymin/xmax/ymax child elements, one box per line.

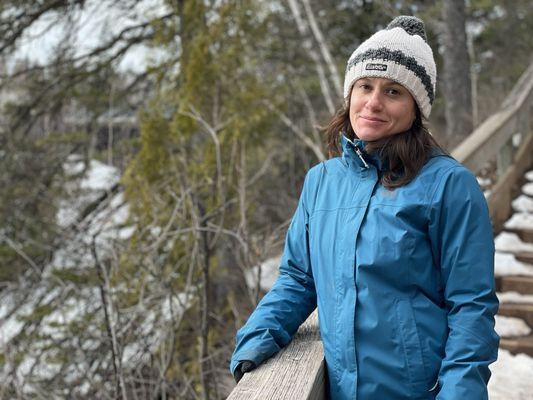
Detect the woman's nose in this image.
<box><xmin>365</xmin><ymin>90</ymin><xmax>383</xmax><ymax>110</ymax></box>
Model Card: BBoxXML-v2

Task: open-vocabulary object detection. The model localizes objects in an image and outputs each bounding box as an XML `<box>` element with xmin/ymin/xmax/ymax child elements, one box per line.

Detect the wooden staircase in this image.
<box><xmin>495</xmin><ymin>174</ymin><xmax>533</xmax><ymax>357</ymax></box>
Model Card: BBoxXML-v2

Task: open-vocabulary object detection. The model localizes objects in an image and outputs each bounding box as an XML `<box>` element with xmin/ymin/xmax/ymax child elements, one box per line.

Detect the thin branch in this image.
<box><xmin>300</xmin><ymin>0</ymin><xmax>342</xmax><ymax>96</ymax></box>
<box><xmin>286</xmin><ymin>0</ymin><xmax>336</xmax><ymax>114</ymax></box>
<box><xmin>264</xmin><ymin>100</ymin><xmax>325</xmax><ymax>161</ymax></box>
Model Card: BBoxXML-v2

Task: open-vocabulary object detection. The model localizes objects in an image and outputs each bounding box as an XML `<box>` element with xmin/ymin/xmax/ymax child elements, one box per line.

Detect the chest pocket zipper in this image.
<box><xmin>428</xmin><ymin>380</ymin><xmax>439</xmax><ymax>392</ymax></box>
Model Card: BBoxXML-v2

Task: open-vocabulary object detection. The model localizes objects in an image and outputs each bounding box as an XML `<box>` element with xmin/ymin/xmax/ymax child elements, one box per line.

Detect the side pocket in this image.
<box><xmin>395</xmin><ymin>298</ymin><xmax>429</xmax><ymax>395</ymax></box>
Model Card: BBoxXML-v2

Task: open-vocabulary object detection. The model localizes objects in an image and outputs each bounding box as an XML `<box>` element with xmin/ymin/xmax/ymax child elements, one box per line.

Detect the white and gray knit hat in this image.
<box><xmin>343</xmin><ymin>16</ymin><xmax>436</xmax><ymax>119</ymax></box>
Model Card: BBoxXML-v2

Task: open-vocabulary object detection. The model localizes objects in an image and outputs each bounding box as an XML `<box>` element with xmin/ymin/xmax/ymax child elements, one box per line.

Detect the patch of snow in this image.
<box><xmin>0</xmin><ymin>286</ymin><xmax>50</xmax><ymax>348</ymax></box>
<box><xmin>512</xmin><ymin>132</ymin><xmax>522</xmax><ymax>148</ymax></box>
<box><xmin>0</xmin><ymin>310</ymin><xmax>25</xmax><ymax>349</ymax></box>
<box><xmin>56</xmin><ymin>205</ymin><xmax>79</xmax><ymax>228</ymax></box>
<box><xmin>63</xmin><ymin>154</ymin><xmax>85</xmax><ymax>176</ymax></box>
<box><xmin>494</xmin><ymin>315</ymin><xmax>531</xmax><ymax>338</ymax></box>
<box><xmin>80</xmin><ymin>160</ymin><xmax>120</xmax><ymax>191</ymax></box>
<box><xmin>16</xmin><ymin>356</ymin><xmax>38</xmax><ymax>381</ymax></box>
<box><xmin>52</xmin><ymin>191</ymin><xmax>133</xmax><ymax>271</ymax></box>
<box><xmin>523</xmin><ymin>182</ymin><xmax>533</xmax><ymax>197</ymax></box>
<box><xmin>489</xmin><ymin>349</ymin><xmax>533</xmax><ymax>400</ymax></box>
<box><xmin>89</xmin><ymin>192</ymin><xmax>130</xmax><ymax>235</ymax></box>
<box><xmin>118</xmin><ymin>226</ymin><xmax>136</xmax><ymax>240</ymax></box>
<box><xmin>512</xmin><ymin>195</ymin><xmax>533</xmax><ymax>213</ymax></box>
<box><xmin>40</xmin><ymin>289</ymin><xmax>99</xmax><ymax>340</ymax></box>
<box><xmin>57</xmin><ymin>157</ymin><xmax>122</xmax><ymax>228</ymax></box>
<box><xmin>477</xmin><ymin>176</ymin><xmax>491</xmax><ymax>187</ymax></box>
<box><xmin>20</xmin><ymin>354</ymin><xmax>62</xmax><ymax>382</ymax></box>
<box><xmin>1</xmin><ymin>154</ymin><xmax>140</xmax><ymax>396</ymax></box>
<box><xmin>245</xmin><ymin>256</ymin><xmax>281</xmax><ymax>292</ymax></box>
<box><xmin>498</xmin><ymin>291</ymin><xmax>533</xmax><ymax>304</ymax></box>
<box><xmin>495</xmin><ymin>252</ymin><xmax>533</xmax><ymax>277</ymax></box>
<box><xmin>161</xmin><ymin>292</ymin><xmax>195</xmax><ymax>321</ymax></box>
<box><xmin>495</xmin><ymin>232</ymin><xmax>533</xmax><ymax>253</ymax></box>
<box><xmin>150</xmin><ymin>226</ymin><xmax>162</xmax><ymax>237</ymax></box>
<box><xmin>11</xmin><ymin>0</ymin><xmax>172</xmax><ymax>74</ymax></box>
<box><xmin>480</xmin><ymin>50</ymin><xmax>494</xmax><ymax>60</ymax></box>
<box><xmin>504</xmin><ymin>213</ymin><xmax>533</xmax><ymax>231</ymax></box>
<box><xmin>525</xmin><ymin>170</ymin><xmax>533</xmax><ymax>182</ymax></box>
<box><xmin>120</xmin><ymin>292</ymin><xmax>195</xmax><ymax>365</ymax></box>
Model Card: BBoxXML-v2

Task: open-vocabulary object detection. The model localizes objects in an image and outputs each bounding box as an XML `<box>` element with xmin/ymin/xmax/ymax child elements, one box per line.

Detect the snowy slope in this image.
<box><xmin>0</xmin><ymin>156</ymin><xmax>190</xmax><ymax>396</ymax></box>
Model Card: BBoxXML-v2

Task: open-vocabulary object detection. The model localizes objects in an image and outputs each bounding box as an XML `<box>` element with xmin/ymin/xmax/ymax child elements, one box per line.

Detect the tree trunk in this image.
<box><xmin>441</xmin><ymin>0</ymin><xmax>473</xmax><ymax>141</ymax></box>
<box><xmin>197</xmin><ymin>200</ymin><xmax>211</xmax><ymax>400</ymax></box>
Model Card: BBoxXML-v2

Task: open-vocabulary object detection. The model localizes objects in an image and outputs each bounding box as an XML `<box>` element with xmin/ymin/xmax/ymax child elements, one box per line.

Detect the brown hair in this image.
<box><xmin>323</xmin><ymin>98</ymin><xmax>447</xmax><ymax>189</ymax></box>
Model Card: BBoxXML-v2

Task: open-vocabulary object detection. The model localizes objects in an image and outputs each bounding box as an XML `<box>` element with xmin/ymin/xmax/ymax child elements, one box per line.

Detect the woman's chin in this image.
<box><xmin>356</xmin><ymin>130</ymin><xmax>387</xmax><ymax>142</ymax></box>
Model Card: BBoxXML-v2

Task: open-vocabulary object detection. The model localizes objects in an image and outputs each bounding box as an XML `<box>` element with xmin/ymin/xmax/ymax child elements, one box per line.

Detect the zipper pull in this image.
<box><xmin>354</xmin><ymin>145</ymin><xmax>370</xmax><ymax>169</ymax></box>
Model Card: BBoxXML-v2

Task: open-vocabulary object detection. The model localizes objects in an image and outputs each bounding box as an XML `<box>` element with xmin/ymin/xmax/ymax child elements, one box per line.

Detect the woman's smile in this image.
<box><xmin>359</xmin><ymin>115</ymin><xmax>387</xmax><ymax>123</ymax></box>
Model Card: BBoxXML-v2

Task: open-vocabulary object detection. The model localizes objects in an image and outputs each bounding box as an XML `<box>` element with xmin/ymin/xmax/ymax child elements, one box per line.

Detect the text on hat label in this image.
<box><xmin>365</xmin><ymin>63</ymin><xmax>388</xmax><ymax>71</ymax></box>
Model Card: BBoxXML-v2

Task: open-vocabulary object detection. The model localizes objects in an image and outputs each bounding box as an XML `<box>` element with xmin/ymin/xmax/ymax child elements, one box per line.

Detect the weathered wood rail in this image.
<box><xmin>228</xmin><ymin>61</ymin><xmax>533</xmax><ymax>399</ymax></box>
<box><xmin>227</xmin><ymin>311</ymin><xmax>325</xmax><ymax>400</ymax></box>
<box><xmin>452</xmin><ymin>60</ymin><xmax>533</xmax><ymax>232</ymax></box>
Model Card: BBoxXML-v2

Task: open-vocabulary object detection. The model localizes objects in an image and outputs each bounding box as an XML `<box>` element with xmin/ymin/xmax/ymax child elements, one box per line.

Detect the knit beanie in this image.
<box><xmin>343</xmin><ymin>16</ymin><xmax>436</xmax><ymax>119</ymax></box>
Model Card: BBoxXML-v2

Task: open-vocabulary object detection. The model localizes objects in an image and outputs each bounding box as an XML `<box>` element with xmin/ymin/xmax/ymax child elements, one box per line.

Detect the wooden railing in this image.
<box><xmin>227</xmin><ymin>311</ymin><xmax>325</xmax><ymax>400</ymax></box>
<box><xmin>452</xmin><ymin>60</ymin><xmax>533</xmax><ymax>231</ymax></box>
<box><xmin>228</xmin><ymin>61</ymin><xmax>533</xmax><ymax>400</ymax></box>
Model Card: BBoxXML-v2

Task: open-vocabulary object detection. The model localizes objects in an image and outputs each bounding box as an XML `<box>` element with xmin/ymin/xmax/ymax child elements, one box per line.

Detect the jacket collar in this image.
<box><xmin>341</xmin><ymin>134</ymin><xmax>385</xmax><ymax>171</ymax></box>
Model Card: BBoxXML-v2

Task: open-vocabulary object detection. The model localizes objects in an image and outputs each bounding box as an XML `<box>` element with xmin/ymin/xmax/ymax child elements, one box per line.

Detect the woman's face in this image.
<box><xmin>349</xmin><ymin>77</ymin><xmax>416</xmax><ymax>141</ymax></box>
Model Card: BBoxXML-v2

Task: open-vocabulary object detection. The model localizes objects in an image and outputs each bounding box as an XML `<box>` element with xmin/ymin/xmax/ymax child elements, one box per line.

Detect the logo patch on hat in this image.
<box><xmin>365</xmin><ymin>63</ymin><xmax>388</xmax><ymax>71</ymax></box>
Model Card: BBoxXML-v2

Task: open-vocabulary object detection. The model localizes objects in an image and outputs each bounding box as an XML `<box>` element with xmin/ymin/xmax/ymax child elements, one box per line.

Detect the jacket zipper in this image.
<box><xmin>343</xmin><ymin>135</ymin><xmax>370</xmax><ymax>169</ymax></box>
<box><xmin>353</xmin><ymin>145</ymin><xmax>370</xmax><ymax>169</ymax></box>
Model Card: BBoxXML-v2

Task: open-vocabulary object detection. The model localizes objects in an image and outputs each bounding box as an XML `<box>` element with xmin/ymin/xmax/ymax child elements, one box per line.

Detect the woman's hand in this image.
<box><xmin>234</xmin><ymin>360</ymin><xmax>256</xmax><ymax>383</ymax></box>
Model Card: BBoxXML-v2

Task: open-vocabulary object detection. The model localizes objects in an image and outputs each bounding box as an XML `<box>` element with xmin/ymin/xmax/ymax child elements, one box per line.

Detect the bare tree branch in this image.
<box><xmin>300</xmin><ymin>0</ymin><xmax>342</xmax><ymax>96</ymax></box>
<box><xmin>264</xmin><ymin>99</ymin><xmax>325</xmax><ymax>161</ymax></box>
<box><xmin>286</xmin><ymin>0</ymin><xmax>336</xmax><ymax>114</ymax></box>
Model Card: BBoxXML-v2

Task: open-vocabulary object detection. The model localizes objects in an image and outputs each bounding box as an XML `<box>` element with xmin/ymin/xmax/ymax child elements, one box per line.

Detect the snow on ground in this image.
<box><xmin>57</xmin><ymin>156</ymin><xmax>122</xmax><ymax>228</ymax></box>
<box><xmin>51</xmin><ymin>193</ymin><xmax>133</xmax><ymax>270</ymax></box>
<box><xmin>0</xmin><ymin>155</ymin><xmax>138</xmax><ymax>395</ymax></box>
<box><xmin>497</xmin><ymin>291</ymin><xmax>533</xmax><ymax>304</ymax></box>
<box><xmin>504</xmin><ymin>213</ymin><xmax>533</xmax><ymax>231</ymax></box>
<box><xmin>245</xmin><ymin>256</ymin><xmax>281</xmax><ymax>292</ymax></box>
<box><xmin>489</xmin><ymin>169</ymin><xmax>533</xmax><ymax>399</ymax></box>
<box><xmin>120</xmin><ymin>292</ymin><xmax>196</xmax><ymax>365</ymax></box>
<box><xmin>0</xmin><ymin>155</ymin><xmax>204</xmax><ymax>396</ymax></box>
<box><xmin>495</xmin><ymin>315</ymin><xmax>532</xmax><ymax>337</ymax></box>
<box><xmin>51</xmin><ymin>158</ymin><xmax>134</xmax><ymax>271</ymax></box>
<box><xmin>523</xmin><ymin>182</ymin><xmax>533</xmax><ymax>197</ymax></box>
<box><xmin>495</xmin><ymin>231</ymin><xmax>533</xmax><ymax>253</ymax></box>
<box><xmin>494</xmin><ymin>252</ymin><xmax>533</xmax><ymax>276</ymax></box>
<box><xmin>0</xmin><ymin>285</ymin><xmax>50</xmax><ymax>347</ymax></box>
<box><xmin>512</xmin><ymin>194</ymin><xmax>533</xmax><ymax>213</ymax></box>
<box><xmin>11</xmin><ymin>0</ymin><xmax>172</xmax><ymax>74</ymax></box>
<box><xmin>489</xmin><ymin>349</ymin><xmax>533</xmax><ymax>400</ymax></box>
<box><xmin>477</xmin><ymin>176</ymin><xmax>492</xmax><ymax>187</ymax></box>
<box><xmin>79</xmin><ymin>159</ymin><xmax>120</xmax><ymax>191</ymax></box>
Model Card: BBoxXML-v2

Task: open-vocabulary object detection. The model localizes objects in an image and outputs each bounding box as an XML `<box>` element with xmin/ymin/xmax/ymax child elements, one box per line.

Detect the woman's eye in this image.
<box><xmin>386</xmin><ymin>88</ymin><xmax>400</xmax><ymax>96</ymax></box>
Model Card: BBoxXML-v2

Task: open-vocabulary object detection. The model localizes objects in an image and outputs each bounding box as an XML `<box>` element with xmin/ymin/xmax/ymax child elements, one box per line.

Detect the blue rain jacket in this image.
<box><xmin>230</xmin><ymin>136</ymin><xmax>499</xmax><ymax>399</ymax></box>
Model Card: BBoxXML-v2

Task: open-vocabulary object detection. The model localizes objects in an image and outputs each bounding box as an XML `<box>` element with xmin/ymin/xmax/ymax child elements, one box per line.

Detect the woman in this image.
<box><xmin>230</xmin><ymin>16</ymin><xmax>499</xmax><ymax>399</ymax></box>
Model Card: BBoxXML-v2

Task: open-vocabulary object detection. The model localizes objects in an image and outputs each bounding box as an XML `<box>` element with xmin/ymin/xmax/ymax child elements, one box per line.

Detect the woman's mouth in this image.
<box><xmin>360</xmin><ymin>116</ymin><xmax>387</xmax><ymax>123</ymax></box>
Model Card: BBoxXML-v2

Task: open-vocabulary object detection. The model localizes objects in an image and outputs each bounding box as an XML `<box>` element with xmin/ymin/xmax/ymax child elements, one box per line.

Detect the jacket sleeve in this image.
<box><xmin>427</xmin><ymin>165</ymin><xmax>499</xmax><ymax>400</ymax></box>
<box><xmin>230</xmin><ymin>171</ymin><xmax>317</xmax><ymax>377</ymax></box>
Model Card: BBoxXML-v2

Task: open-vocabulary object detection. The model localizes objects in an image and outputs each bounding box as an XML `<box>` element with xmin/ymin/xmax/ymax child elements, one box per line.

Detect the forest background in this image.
<box><xmin>0</xmin><ymin>0</ymin><xmax>531</xmax><ymax>399</ymax></box>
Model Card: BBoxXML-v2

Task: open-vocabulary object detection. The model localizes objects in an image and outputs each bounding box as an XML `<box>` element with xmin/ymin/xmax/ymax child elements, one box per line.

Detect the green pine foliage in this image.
<box><xmin>122</xmin><ymin>1</ymin><xmax>279</xmax><ymax>397</ymax></box>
